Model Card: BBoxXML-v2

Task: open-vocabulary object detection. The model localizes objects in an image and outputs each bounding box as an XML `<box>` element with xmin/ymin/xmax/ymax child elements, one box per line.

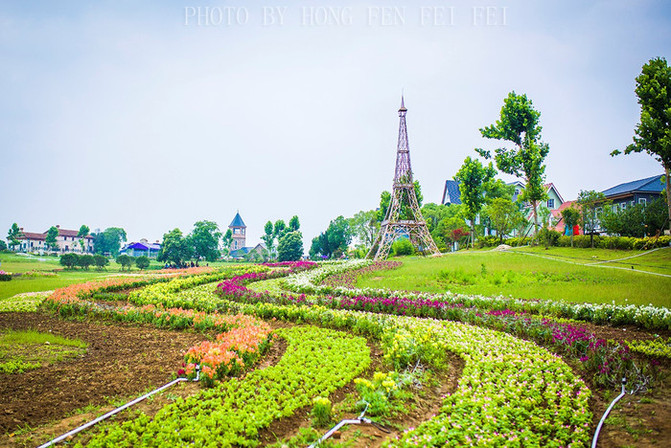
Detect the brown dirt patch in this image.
<box><xmin>0</xmin><ymin>312</ymin><xmax>208</xmax><ymax>442</ymax></box>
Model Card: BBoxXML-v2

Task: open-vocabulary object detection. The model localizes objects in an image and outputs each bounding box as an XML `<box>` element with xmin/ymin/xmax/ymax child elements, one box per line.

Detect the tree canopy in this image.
<box><xmin>7</xmin><ymin>223</ymin><xmax>22</xmax><ymax>250</ymax></box>
<box><xmin>455</xmin><ymin>156</ymin><xmax>496</xmax><ymax>247</ymax></box>
<box><xmin>478</xmin><ymin>91</ymin><xmax>549</xmax><ymax>236</ymax></box>
<box><xmin>310</xmin><ymin>216</ymin><xmax>351</xmax><ymax>259</ymax></box>
<box><xmin>277</xmin><ymin>231</ymin><xmax>304</xmax><ymax>261</ymax></box>
<box><xmin>190</xmin><ymin>220</ymin><xmax>222</xmax><ymax>262</ymax></box>
<box><xmin>93</xmin><ymin>227</ymin><xmax>127</xmax><ymax>256</ymax></box>
<box><xmin>612</xmin><ymin>57</ymin><xmax>671</xmax><ymax>233</ymax></box>
<box><xmin>157</xmin><ymin>228</ymin><xmax>193</xmax><ymax>267</ymax></box>
<box><xmin>45</xmin><ymin>226</ymin><xmax>59</xmax><ymax>252</ymax></box>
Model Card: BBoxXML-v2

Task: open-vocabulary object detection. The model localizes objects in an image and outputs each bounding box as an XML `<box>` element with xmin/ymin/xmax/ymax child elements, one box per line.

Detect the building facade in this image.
<box><xmin>15</xmin><ymin>225</ymin><xmax>94</xmax><ymax>254</ymax></box>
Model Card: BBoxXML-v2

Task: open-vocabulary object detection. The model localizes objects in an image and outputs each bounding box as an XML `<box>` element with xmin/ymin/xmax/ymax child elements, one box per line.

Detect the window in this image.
<box><xmin>547</xmin><ymin>199</ymin><xmax>555</xmax><ymax>209</ymax></box>
<box><xmin>638</xmin><ymin>198</ymin><xmax>647</xmax><ymax>205</ymax></box>
<box><xmin>620</xmin><ymin>202</ymin><xmax>627</xmax><ymax>210</ymax></box>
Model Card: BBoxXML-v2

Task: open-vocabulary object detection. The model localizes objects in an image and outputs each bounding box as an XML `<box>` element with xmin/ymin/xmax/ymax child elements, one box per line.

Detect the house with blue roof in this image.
<box><xmin>601</xmin><ymin>174</ymin><xmax>665</xmax><ymax>212</ymax></box>
<box><xmin>119</xmin><ymin>239</ymin><xmax>161</xmax><ymax>258</ymax></box>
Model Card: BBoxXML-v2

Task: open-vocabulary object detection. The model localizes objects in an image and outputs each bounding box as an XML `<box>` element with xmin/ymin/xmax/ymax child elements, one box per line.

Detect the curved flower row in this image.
<box><xmin>81</xmin><ymin>326</ymin><xmax>371</xmax><ymax>447</ymax></box>
<box><xmin>183</xmin><ymin>321</ymin><xmax>273</xmax><ymax>385</ymax></box>
<box><xmin>213</xmin><ymin>295</ymin><xmax>592</xmax><ymax>447</ymax></box>
<box><xmin>284</xmin><ymin>261</ymin><xmax>671</xmax><ymax>330</ymax></box>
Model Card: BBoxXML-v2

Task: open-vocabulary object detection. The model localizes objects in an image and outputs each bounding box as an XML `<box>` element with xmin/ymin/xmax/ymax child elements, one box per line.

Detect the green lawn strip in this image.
<box><xmin>214</xmin><ymin>297</ymin><xmax>592</xmax><ymax>447</ymax></box>
<box><xmin>353</xmin><ymin>253</ymin><xmax>671</xmax><ymax>307</ymax></box>
<box><xmin>80</xmin><ymin>326</ymin><xmax>371</xmax><ymax>447</ymax></box>
<box><xmin>0</xmin><ymin>271</ymin><xmax>117</xmax><ymax>301</ymax></box>
<box><xmin>0</xmin><ymin>291</ymin><xmax>50</xmax><ymax>312</ymax></box>
<box><xmin>0</xmin><ymin>329</ymin><xmax>87</xmax><ymax>373</ymax></box>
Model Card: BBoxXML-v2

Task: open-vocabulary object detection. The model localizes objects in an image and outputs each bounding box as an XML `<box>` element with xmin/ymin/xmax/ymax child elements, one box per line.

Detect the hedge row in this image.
<box><xmin>477</xmin><ymin>234</ymin><xmax>671</xmax><ymax>250</ymax></box>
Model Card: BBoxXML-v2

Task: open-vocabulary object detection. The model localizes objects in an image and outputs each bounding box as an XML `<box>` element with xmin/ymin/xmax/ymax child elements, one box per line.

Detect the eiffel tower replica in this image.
<box><xmin>368</xmin><ymin>97</ymin><xmax>440</xmax><ymax>260</ymax></box>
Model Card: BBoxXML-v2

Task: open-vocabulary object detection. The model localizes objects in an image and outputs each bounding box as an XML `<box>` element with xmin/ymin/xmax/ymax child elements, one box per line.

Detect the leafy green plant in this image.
<box><xmin>311</xmin><ymin>396</ymin><xmax>332</xmax><ymax>427</ymax></box>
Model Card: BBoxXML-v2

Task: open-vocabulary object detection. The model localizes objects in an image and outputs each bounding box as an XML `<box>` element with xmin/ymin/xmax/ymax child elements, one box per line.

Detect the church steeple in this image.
<box><xmin>228</xmin><ymin>212</ymin><xmax>246</xmax><ymax>251</ymax></box>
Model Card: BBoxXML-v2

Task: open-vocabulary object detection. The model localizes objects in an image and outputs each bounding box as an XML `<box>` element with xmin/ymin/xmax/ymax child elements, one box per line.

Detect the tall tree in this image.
<box><xmin>277</xmin><ymin>231</ymin><xmax>304</xmax><ymax>261</ymax></box>
<box><xmin>612</xmin><ymin>57</ymin><xmax>671</xmax><ymax>233</ymax></box>
<box><xmin>273</xmin><ymin>220</ymin><xmax>287</xmax><ymax>241</ymax></box>
<box><xmin>577</xmin><ymin>190</ymin><xmax>607</xmax><ymax>248</ymax></box>
<box><xmin>190</xmin><ymin>220</ymin><xmax>222</xmax><ymax>262</ymax></box>
<box><xmin>561</xmin><ymin>206</ymin><xmax>581</xmax><ymax>247</ymax></box>
<box><xmin>349</xmin><ymin>210</ymin><xmax>379</xmax><ymax>250</ymax></box>
<box><xmin>377</xmin><ymin>181</ymin><xmax>423</xmax><ymax>222</ymax></box>
<box><xmin>93</xmin><ymin>227</ymin><xmax>127</xmax><ymax>256</ymax></box>
<box><xmin>45</xmin><ymin>226</ymin><xmax>59</xmax><ymax>252</ymax></box>
<box><xmin>310</xmin><ymin>216</ymin><xmax>352</xmax><ymax>259</ymax></box>
<box><xmin>260</xmin><ymin>221</ymin><xmax>275</xmax><ymax>258</ymax></box>
<box><xmin>484</xmin><ymin>197</ymin><xmax>525</xmax><ymax>243</ymax></box>
<box><xmin>222</xmin><ymin>228</ymin><xmax>233</xmax><ymax>258</ymax></box>
<box><xmin>77</xmin><ymin>225</ymin><xmax>90</xmax><ymax>253</ymax></box>
<box><xmin>455</xmin><ymin>157</ymin><xmax>496</xmax><ymax>247</ymax></box>
<box><xmin>478</xmin><ymin>91</ymin><xmax>550</xmax><ymax>237</ymax></box>
<box><xmin>7</xmin><ymin>223</ymin><xmax>22</xmax><ymax>251</ymax></box>
<box><xmin>288</xmin><ymin>215</ymin><xmax>301</xmax><ymax>232</ymax></box>
<box><xmin>157</xmin><ymin>228</ymin><xmax>193</xmax><ymax>267</ymax></box>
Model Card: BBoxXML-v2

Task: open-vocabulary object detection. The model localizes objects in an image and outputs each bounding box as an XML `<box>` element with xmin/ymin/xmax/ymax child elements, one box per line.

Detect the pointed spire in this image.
<box><xmin>398</xmin><ymin>95</ymin><xmax>407</xmax><ymax>113</ymax></box>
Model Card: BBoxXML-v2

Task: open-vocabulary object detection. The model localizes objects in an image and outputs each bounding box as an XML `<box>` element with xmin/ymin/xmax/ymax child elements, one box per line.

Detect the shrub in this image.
<box><xmin>93</xmin><ymin>254</ymin><xmax>109</xmax><ymax>270</ymax></box>
<box><xmin>0</xmin><ymin>270</ymin><xmax>12</xmax><ymax>281</ymax></box>
<box><xmin>78</xmin><ymin>254</ymin><xmax>95</xmax><ymax>270</ymax></box>
<box><xmin>392</xmin><ymin>238</ymin><xmax>414</xmax><ymax>256</ymax></box>
<box><xmin>476</xmin><ymin>235</ymin><xmax>499</xmax><ymax>248</ymax></box>
<box><xmin>60</xmin><ymin>253</ymin><xmax>79</xmax><ymax>269</ymax></box>
<box><xmin>135</xmin><ymin>256</ymin><xmax>150</xmax><ymax>270</ymax></box>
<box><xmin>116</xmin><ymin>254</ymin><xmax>134</xmax><ymax>271</ymax></box>
<box><xmin>537</xmin><ymin>228</ymin><xmax>561</xmax><ymax>247</ymax></box>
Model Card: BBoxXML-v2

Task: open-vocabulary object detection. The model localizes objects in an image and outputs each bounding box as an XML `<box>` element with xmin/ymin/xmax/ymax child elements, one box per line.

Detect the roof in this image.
<box><xmin>18</xmin><ymin>232</ymin><xmax>46</xmax><ymax>241</ymax></box>
<box><xmin>544</xmin><ymin>183</ymin><xmax>565</xmax><ymax>204</ymax></box>
<box><xmin>442</xmin><ymin>180</ymin><xmax>462</xmax><ymax>205</ymax></box>
<box><xmin>602</xmin><ymin>174</ymin><xmax>664</xmax><ymax>198</ymax></box>
<box><xmin>127</xmin><ymin>242</ymin><xmax>161</xmax><ymax>251</ymax></box>
<box><xmin>229</xmin><ymin>212</ymin><xmax>246</xmax><ymax>228</ymax></box>
<box><xmin>230</xmin><ymin>247</ymin><xmax>252</xmax><ymax>257</ymax></box>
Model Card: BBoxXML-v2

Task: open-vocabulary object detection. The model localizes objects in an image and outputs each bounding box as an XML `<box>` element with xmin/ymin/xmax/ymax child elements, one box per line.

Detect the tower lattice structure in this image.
<box><xmin>368</xmin><ymin>97</ymin><xmax>440</xmax><ymax>260</ymax></box>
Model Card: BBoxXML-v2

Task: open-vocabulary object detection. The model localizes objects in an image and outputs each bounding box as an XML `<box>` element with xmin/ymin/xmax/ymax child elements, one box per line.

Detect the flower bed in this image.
<box><xmin>283</xmin><ymin>261</ymin><xmax>671</xmax><ymax>330</ymax></box>
<box><xmin>212</xmin><ymin>296</ymin><xmax>592</xmax><ymax>447</ymax></box>
<box><xmin>80</xmin><ymin>326</ymin><xmax>370</xmax><ymax>447</ymax></box>
<box><xmin>183</xmin><ymin>320</ymin><xmax>273</xmax><ymax>386</ymax></box>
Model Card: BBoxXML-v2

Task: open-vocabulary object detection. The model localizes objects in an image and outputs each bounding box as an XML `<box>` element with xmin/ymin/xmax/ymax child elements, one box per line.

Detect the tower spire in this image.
<box><xmin>367</xmin><ymin>97</ymin><xmax>440</xmax><ymax>260</ymax></box>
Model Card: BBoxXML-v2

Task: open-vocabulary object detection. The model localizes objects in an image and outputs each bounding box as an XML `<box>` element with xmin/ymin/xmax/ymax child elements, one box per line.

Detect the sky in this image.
<box><xmin>1</xmin><ymin>0</ymin><xmax>670</xmax><ymax>250</ymax></box>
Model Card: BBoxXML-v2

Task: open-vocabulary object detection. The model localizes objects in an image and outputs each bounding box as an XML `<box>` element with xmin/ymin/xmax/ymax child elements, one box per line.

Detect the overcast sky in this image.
<box><xmin>1</xmin><ymin>0</ymin><xmax>670</xmax><ymax>249</ymax></box>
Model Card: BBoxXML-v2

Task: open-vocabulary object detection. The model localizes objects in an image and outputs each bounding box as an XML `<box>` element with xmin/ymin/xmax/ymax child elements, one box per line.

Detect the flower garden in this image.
<box><xmin>0</xmin><ymin>259</ymin><xmax>670</xmax><ymax>447</ymax></box>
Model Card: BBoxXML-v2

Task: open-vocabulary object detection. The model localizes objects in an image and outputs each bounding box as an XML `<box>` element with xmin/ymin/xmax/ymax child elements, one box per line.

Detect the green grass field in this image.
<box><xmin>357</xmin><ymin>247</ymin><xmax>671</xmax><ymax>307</ymax></box>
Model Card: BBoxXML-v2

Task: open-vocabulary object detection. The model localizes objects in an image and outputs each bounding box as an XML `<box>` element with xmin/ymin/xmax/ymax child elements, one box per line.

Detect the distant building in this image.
<box><xmin>441</xmin><ymin>179</ymin><xmax>462</xmax><ymax>206</ymax></box>
<box><xmin>15</xmin><ymin>225</ymin><xmax>94</xmax><ymax>254</ymax></box>
<box><xmin>120</xmin><ymin>239</ymin><xmax>161</xmax><ymax>258</ymax></box>
<box><xmin>230</xmin><ymin>243</ymin><xmax>266</xmax><ymax>260</ymax></box>
<box><xmin>229</xmin><ymin>212</ymin><xmax>247</xmax><ymax>251</ymax></box>
<box><xmin>601</xmin><ymin>174</ymin><xmax>665</xmax><ymax>212</ymax></box>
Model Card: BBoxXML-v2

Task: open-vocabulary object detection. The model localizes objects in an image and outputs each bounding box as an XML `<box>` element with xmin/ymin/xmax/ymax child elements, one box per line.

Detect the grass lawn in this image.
<box><xmin>356</xmin><ymin>248</ymin><xmax>671</xmax><ymax>307</ymax></box>
<box><xmin>0</xmin><ymin>329</ymin><xmax>87</xmax><ymax>373</ymax></box>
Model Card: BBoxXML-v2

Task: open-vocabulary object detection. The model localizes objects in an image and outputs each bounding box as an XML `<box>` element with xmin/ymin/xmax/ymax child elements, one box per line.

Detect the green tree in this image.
<box><xmin>93</xmin><ymin>254</ymin><xmax>109</xmax><ymax>270</ymax></box>
<box><xmin>561</xmin><ymin>206</ymin><xmax>581</xmax><ymax>247</ymax></box>
<box><xmin>277</xmin><ymin>231</ymin><xmax>304</xmax><ymax>261</ymax></box>
<box><xmin>478</xmin><ymin>92</ymin><xmax>550</xmax><ymax>237</ymax></box>
<box><xmin>377</xmin><ymin>181</ymin><xmax>423</xmax><ymax>222</ymax></box>
<box><xmin>455</xmin><ymin>157</ymin><xmax>496</xmax><ymax>247</ymax></box>
<box><xmin>484</xmin><ymin>197</ymin><xmax>525</xmax><ymax>243</ymax></box>
<box><xmin>7</xmin><ymin>223</ymin><xmax>22</xmax><ymax>251</ymax></box>
<box><xmin>45</xmin><ymin>226</ymin><xmax>59</xmax><ymax>252</ymax></box>
<box><xmin>577</xmin><ymin>190</ymin><xmax>607</xmax><ymax>248</ymax></box>
<box><xmin>59</xmin><ymin>253</ymin><xmax>79</xmax><ymax>269</ymax></box>
<box><xmin>93</xmin><ymin>227</ymin><xmax>127</xmax><ymax>256</ymax></box>
<box><xmin>0</xmin><ymin>240</ymin><xmax>7</xmax><ymax>251</ymax></box>
<box><xmin>135</xmin><ymin>255</ymin><xmax>150</xmax><ymax>270</ymax></box>
<box><xmin>261</xmin><ymin>221</ymin><xmax>275</xmax><ymax>258</ymax></box>
<box><xmin>289</xmin><ymin>215</ymin><xmax>301</xmax><ymax>232</ymax></box>
<box><xmin>78</xmin><ymin>254</ymin><xmax>95</xmax><ymax>270</ymax></box>
<box><xmin>310</xmin><ymin>216</ymin><xmax>351</xmax><ymax>259</ymax></box>
<box><xmin>612</xmin><ymin>57</ymin><xmax>671</xmax><ymax>233</ymax></box>
<box><xmin>157</xmin><ymin>228</ymin><xmax>193</xmax><ymax>267</ymax></box>
<box><xmin>349</xmin><ymin>210</ymin><xmax>379</xmax><ymax>250</ymax></box>
<box><xmin>273</xmin><ymin>220</ymin><xmax>287</xmax><ymax>241</ymax></box>
<box><xmin>221</xmin><ymin>229</ymin><xmax>233</xmax><ymax>258</ymax></box>
<box><xmin>77</xmin><ymin>225</ymin><xmax>90</xmax><ymax>253</ymax></box>
<box><xmin>190</xmin><ymin>220</ymin><xmax>222</xmax><ymax>262</ymax></box>
<box><xmin>116</xmin><ymin>254</ymin><xmax>134</xmax><ymax>271</ymax></box>
<box><xmin>392</xmin><ymin>238</ymin><xmax>414</xmax><ymax>256</ymax></box>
